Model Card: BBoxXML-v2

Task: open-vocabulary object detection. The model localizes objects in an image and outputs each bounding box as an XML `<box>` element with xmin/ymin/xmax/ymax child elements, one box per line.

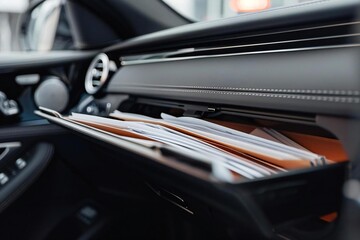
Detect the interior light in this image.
<box><xmin>230</xmin><ymin>0</ymin><xmax>271</xmax><ymax>13</ymax></box>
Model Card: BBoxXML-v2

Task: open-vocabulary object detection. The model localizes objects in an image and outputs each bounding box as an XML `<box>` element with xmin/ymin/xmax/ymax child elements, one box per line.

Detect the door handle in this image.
<box><xmin>0</xmin><ymin>142</ymin><xmax>22</xmax><ymax>162</ymax></box>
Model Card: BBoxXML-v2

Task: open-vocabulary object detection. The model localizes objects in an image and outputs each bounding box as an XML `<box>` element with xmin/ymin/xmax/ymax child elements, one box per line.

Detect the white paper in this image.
<box><xmin>160</xmin><ymin>113</ymin><xmax>326</xmax><ymax>165</ymax></box>
<box><xmin>69</xmin><ymin>113</ymin><xmax>276</xmax><ymax>179</ymax></box>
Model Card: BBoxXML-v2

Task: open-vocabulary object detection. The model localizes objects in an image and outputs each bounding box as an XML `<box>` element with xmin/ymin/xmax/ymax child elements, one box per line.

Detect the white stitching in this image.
<box><xmin>118</xmin><ymin>84</ymin><xmax>360</xmax><ymax>96</ymax></box>
<box><xmin>120</xmin><ymin>87</ymin><xmax>360</xmax><ymax>104</ymax></box>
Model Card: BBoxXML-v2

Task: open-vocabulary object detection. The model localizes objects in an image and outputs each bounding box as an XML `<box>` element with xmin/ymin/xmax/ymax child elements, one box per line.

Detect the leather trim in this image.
<box><xmin>106</xmin><ymin>47</ymin><xmax>360</xmax><ymax>116</ymax></box>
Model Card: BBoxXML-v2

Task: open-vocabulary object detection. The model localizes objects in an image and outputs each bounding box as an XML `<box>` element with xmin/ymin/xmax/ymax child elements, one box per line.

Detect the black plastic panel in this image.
<box><xmin>0</xmin><ymin>51</ymin><xmax>96</xmax><ymax>73</ymax></box>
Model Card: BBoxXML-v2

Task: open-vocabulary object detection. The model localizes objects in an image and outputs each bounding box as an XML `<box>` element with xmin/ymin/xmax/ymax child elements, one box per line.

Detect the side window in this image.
<box><xmin>163</xmin><ymin>0</ymin><xmax>316</xmax><ymax>22</ymax></box>
<box><xmin>0</xmin><ymin>0</ymin><xmax>73</xmax><ymax>52</ymax></box>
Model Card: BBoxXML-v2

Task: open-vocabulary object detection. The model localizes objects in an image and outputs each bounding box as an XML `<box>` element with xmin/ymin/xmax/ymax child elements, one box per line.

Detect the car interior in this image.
<box><xmin>0</xmin><ymin>0</ymin><xmax>360</xmax><ymax>239</ymax></box>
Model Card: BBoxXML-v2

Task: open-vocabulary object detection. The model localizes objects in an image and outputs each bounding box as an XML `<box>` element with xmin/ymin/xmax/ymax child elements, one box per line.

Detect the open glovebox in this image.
<box><xmin>36</xmin><ymin>1</ymin><xmax>360</xmax><ymax>238</ymax></box>
<box><xmin>36</xmin><ymin>95</ymin><xmax>351</xmax><ymax>240</ymax></box>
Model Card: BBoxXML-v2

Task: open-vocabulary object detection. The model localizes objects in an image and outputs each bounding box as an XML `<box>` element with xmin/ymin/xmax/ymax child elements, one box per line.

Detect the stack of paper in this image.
<box><xmin>63</xmin><ymin>110</ymin><xmax>327</xmax><ymax>182</ymax></box>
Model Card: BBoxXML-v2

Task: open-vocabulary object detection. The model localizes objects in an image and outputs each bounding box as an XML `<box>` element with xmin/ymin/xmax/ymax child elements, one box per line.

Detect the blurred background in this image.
<box><xmin>0</xmin><ymin>0</ymin><xmax>29</xmax><ymax>51</ymax></box>
<box><xmin>0</xmin><ymin>0</ymin><xmax>72</xmax><ymax>52</ymax></box>
<box><xmin>163</xmin><ymin>0</ymin><xmax>313</xmax><ymax>21</ymax></box>
<box><xmin>0</xmin><ymin>0</ymin><xmax>313</xmax><ymax>52</ymax></box>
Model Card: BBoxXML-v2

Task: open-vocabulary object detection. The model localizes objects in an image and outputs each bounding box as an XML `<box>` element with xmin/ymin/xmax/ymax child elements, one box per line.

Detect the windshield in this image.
<box><xmin>163</xmin><ymin>0</ymin><xmax>316</xmax><ymax>22</ymax></box>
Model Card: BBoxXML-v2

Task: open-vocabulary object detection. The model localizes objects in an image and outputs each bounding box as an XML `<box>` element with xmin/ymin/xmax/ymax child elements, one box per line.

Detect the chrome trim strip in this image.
<box><xmin>187</xmin><ymin>33</ymin><xmax>360</xmax><ymax>53</ymax></box>
<box><xmin>121</xmin><ymin>44</ymin><xmax>360</xmax><ymax>66</ymax></box>
<box><xmin>121</xmin><ymin>21</ymin><xmax>360</xmax><ymax>63</ymax></box>
<box><xmin>202</xmin><ymin>21</ymin><xmax>360</xmax><ymax>43</ymax></box>
<box><xmin>122</xmin><ymin>33</ymin><xmax>360</xmax><ymax>63</ymax></box>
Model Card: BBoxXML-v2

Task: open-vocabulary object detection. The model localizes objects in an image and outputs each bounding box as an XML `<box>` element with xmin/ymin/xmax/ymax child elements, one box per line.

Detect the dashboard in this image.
<box><xmin>0</xmin><ymin>1</ymin><xmax>360</xmax><ymax>239</ymax></box>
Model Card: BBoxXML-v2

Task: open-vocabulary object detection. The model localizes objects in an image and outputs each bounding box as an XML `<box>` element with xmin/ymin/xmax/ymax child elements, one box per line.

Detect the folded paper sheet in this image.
<box><xmin>108</xmin><ymin>111</ymin><xmax>327</xmax><ymax>167</ymax></box>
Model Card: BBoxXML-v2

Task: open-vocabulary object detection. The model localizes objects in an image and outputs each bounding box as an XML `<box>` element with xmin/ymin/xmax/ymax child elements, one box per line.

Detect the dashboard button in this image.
<box><xmin>15</xmin><ymin>158</ymin><xmax>27</xmax><ymax>170</ymax></box>
<box><xmin>0</xmin><ymin>173</ymin><xmax>9</xmax><ymax>185</ymax></box>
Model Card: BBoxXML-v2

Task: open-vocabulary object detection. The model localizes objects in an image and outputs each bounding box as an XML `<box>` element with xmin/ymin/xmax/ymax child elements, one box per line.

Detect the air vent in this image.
<box><xmin>85</xmin><ymin>53</ymin><xmax>110</xmax><ymax>94</ymax></box>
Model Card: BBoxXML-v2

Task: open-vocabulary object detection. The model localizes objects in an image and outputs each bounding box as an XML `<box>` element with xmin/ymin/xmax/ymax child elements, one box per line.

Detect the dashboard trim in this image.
<box><xmin>121</xmin><ymin>44</ymin><xmax>360</xmax><ymax>66</ymax></box>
